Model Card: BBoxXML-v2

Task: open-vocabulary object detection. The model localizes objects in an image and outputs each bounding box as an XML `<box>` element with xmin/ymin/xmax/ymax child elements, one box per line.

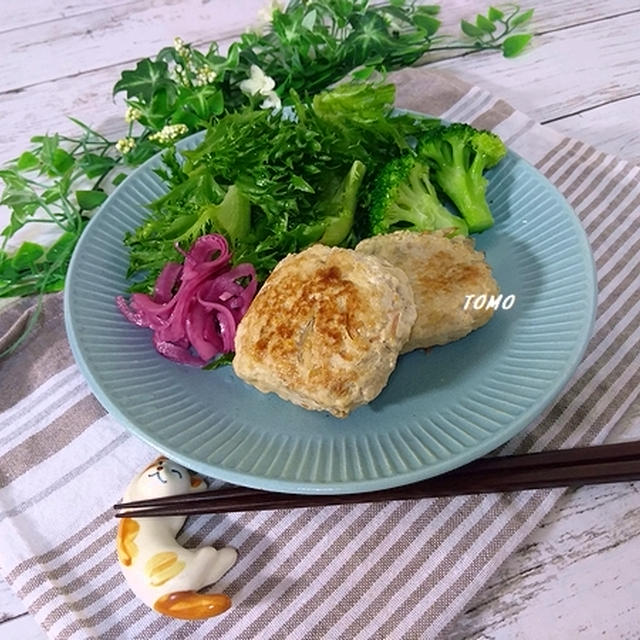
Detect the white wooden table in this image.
<box><xmin>2</xmin><ymin>1</ymin><xmax>639</xmax><ymax>637</ymax></box>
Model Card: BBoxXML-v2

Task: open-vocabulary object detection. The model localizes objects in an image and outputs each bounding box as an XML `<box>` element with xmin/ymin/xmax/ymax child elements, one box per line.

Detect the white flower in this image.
<box><xmin>193</xmin><ymin>67</ymin><xmax>218</xmax><ymax>87</ymax></box>
<box><xmin>149</xmin><ymin>123</ymin><xmax>189</xmax><ymax>144</ymax></box>
<box><xmin>239</xmin><ymin>65</ymin><xmax>280</xmax><ymax>110</ymax></box>
<box><xmin>173</xmin><ymin>36</ymin><xmax>190</xmax><ymax>58</ymax></box>
<box><xmin>116</xmin><ymin>137</ymin><xmax>136</xmax><ymax>154</ymax></box>
<box><xmin>240</xmin><ymin>65</ymin><xmax>275</xmax><ymax>96</ymax></box>
<box><xmin>256</xmin><ymin>0</ymin><xmax>285</xmax><ymax>26</ymax></box>
<box><xmin>260</xmin><ymin>91</ymin><xmax>281</xmax><ymax>111</ymax></box>
<box><xmin>173</xmin><ymin>63</ymin><xmax>189</xmax><ymax>86</ymax></box>
<box><xmin>124</xmin><ymin>106</ymin><xmax>142</xmax><ymax>123</ymax></box>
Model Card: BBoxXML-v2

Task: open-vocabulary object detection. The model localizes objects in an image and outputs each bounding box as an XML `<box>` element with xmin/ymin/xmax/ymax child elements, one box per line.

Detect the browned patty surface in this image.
<box><xmin>356</xmin><ymin>230</ymin><xmax>499</xmax><ymax>352</ymax></box>
<box><xmin>233</xmin><ymin>244</ymin><xmax>416</xmax><ymax>417</ymax></box>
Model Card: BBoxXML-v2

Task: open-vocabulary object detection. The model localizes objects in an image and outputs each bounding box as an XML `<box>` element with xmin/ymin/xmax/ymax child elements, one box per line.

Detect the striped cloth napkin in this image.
<box><xmin>1</xmin><ymin>67</ymin><xmax>638</xmax><ymax>640</ymax></box>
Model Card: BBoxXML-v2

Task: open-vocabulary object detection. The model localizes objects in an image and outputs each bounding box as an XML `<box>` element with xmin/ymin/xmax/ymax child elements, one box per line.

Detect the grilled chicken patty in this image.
<box><xmin>233</xmin><ymin>244</ymin><xmax>416</xmax><ymax>417</ymax></box>
<box><xmin>356</xmin><ymin>230</ymin><xmax>499</xmax><ymax>352</ymax></box>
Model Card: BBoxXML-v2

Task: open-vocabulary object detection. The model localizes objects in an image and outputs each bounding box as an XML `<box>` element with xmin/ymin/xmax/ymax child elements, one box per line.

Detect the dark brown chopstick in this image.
<box><xmin>113</xmin><ymin>441</ymin><xmax>640</xmax><ymax>518</ymax></box>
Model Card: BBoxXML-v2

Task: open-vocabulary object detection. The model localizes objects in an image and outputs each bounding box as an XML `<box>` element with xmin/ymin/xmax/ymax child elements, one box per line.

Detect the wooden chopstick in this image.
<box><xmin>113</xmin><ymin>441</ymin><xmax>640</xmax><ymax>518</ymax></box>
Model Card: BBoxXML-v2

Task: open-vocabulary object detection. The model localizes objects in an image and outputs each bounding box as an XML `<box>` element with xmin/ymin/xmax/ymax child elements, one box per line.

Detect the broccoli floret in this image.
<box><xmin>417</xmin><ymin>123</ymin><xmax>506</xmax><ymax>233</ymax></box>
<box><xmin>369</xmin><ymin>154</ymin><xmax>468</xmax><ymax>237</ymax></box>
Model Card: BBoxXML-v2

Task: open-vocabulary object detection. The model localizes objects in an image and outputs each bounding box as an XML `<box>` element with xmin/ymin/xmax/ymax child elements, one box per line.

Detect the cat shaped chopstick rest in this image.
<box><xmin>116</xmin><ymin>457</ymin><xmax>237</xmax><ymax>619</ymax></box>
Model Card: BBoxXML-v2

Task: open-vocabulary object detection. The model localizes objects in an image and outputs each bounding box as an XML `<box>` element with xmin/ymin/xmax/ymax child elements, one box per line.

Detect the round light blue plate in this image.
<box><xmin>64</xmin><ymin>130</ymin><xmax>597</xmax><ymax>494</ymax></box>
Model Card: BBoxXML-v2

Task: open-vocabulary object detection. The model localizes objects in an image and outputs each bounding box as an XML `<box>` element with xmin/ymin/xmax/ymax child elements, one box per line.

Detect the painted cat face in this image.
<box><xmin>130</xmin><ymin>457</ymin><xmax>202</xmax><ymax>500</ymax></box>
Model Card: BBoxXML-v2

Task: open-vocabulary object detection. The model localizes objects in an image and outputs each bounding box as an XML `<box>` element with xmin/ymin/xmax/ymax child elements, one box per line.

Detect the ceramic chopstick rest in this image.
<box><xmin>116</xmin><ymin>457</ymin><xmax>237</xmax><ymax>619</ymax></box>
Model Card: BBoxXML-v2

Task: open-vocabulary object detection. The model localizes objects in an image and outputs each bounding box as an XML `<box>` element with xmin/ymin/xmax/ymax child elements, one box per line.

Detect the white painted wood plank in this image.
<box><xmin>0</xmin><ymin>577</ymin><xmax>29</xmax><ymax>619</ymax></box>
<box><xmin>531</xmin><ymin>0</ymin><xmax>639</xmax><ymax>31</ymax></box>
<box><xmin>2</xmin><ymin>0</ymin><xmax>137</xmax><ymax>33</ymax></box>
<box><xmin>0</xmin><ymin>614</ymin><xmax>47</xmax><ymax>640</ymax></box>
<box><xmin>1</xmin><ymin>0</ymin><xmax>268</xmax><ymax>92</ymax></box>
<box><xmin>449</xmin><ymin>401</ymin><xmax>640</xmax><ymax>638</ymax></box>
<box><xmin>451</xmin><ymin>482</ymin><xmax>640</xmax><ymax>639</ymax></box>
<box><xmin>6</xmin><ymin>0</ymin><xmax>639</xmax><ymax>40</ymax></box>
<box><xmin>4</xmin><ymin>0</ymin><xmax>640</xmax><ymax>95</ymax></box>
<box><xmin>0</xmin><ymin>576</ymin><xmax>45</xmax><ymax>639</ymax></box>
<box><xmin>430</xmin><ymin>10</ymin><xmax>640</xmax><ymax>123</ymax></box>
<box><xmin>547</xmin><ymin>94</ymin><xmax>640</xmax><ymax>166</ymax></box>
<box><xmin>0</xmin><ymin>68</ymin><xmax>132</xmax><ymax>164</ymax></box>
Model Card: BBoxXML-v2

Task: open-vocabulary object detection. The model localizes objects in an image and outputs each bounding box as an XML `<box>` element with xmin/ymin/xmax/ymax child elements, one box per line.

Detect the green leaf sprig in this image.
<box><xmin>0</xmin><ymin>121</ymin><xmax>121</xmax><ymax>299</ymax></box>
<box><xmin>458</xmin><ymin>5</ymin><xmax>534</xmax><ymax>57</ymax></box>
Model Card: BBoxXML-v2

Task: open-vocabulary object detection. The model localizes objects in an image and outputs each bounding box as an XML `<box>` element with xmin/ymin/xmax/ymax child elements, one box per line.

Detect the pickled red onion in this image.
<box><xmin>116</xmin><ymin>234</ymin><xmax>257</xmax><ymax>366</ymax></box>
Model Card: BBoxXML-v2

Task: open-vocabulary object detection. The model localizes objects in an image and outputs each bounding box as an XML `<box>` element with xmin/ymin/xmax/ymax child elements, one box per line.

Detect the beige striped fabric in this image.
<box><xmin>0</xmin><ymin>67</ymin><xmax>638</xmax><ymax>640</ymax></box>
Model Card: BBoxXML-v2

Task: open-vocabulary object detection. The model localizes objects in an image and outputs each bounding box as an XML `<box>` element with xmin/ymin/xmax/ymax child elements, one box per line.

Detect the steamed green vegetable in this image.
<box><xmin>368</xmin><ymin>153</ymin><xmax>468</xmax><ymax>237</ymax></box>
<box><xmin>417</xmin><ymin>123</ymin><xmax>507</xmax><ymax>233</ymax></box>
